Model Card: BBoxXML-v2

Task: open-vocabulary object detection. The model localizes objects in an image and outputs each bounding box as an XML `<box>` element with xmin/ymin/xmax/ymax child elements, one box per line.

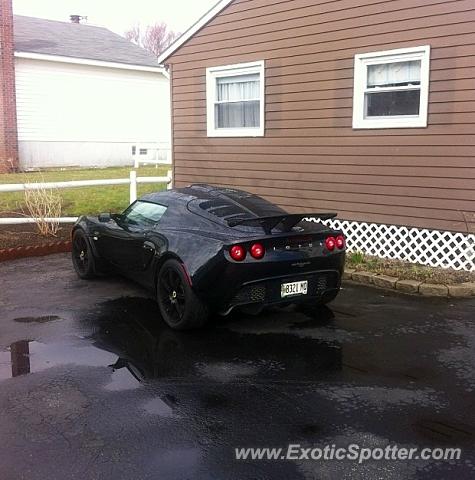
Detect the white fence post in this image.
<box><xmin>133</xmin><ymin>146</ymin><xmax>139</xmax><ymax>169</ymax></box>
<box><xmin>167</xmin><ymin>169</ymin><xmax>173</xmax><ymax>190</ymax></box>
<box><xmin>129</xmin><ymin>170</ymin><xmax>137</xmax><ymax>203</ymax></box>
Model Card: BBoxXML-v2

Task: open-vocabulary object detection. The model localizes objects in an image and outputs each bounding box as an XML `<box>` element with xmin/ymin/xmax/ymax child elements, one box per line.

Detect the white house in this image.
<box><xmin>13</xmin><ymin>15</ymin><xmax>170</xmax><ymax>169</ymax></box>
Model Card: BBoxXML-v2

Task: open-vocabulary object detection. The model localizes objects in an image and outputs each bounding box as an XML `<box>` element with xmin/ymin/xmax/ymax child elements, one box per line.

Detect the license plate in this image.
<box><xmin>281</xmin><ymin>280</ymin><xmax>308</xmax><ymax>298</ymax></box>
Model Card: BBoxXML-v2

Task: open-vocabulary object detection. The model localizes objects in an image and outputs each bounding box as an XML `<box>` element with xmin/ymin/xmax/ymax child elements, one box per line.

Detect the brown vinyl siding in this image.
<box><xmin>166</xmin><ymin>0</ymin><xmax>475</xmax><ymax>232</ymax></box>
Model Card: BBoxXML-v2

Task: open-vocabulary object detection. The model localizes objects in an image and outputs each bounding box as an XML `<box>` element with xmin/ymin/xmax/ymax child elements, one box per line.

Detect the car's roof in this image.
<box><xmin>141</xmin><ymin>184</ymin><xmax>285</xmax><ymax>227</ymax></box>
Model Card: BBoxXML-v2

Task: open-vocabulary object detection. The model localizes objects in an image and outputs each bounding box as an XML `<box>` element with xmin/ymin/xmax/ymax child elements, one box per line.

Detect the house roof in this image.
<box><xmin>13</xmin><ymin>15</ymin><xmax>160</xmax><ymax>68</ymax></box>
<box><xmin>157</xmin><ymin>0</ymin><xmax>234</xmax><ymax>64</ymax></box>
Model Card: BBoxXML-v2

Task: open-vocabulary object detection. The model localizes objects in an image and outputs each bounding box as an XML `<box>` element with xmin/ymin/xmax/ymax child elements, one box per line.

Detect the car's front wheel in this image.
<box><xmin>71</xmin><ymin>229</ymin><xmax>96</xmax><ymax>279</ymax></box>
<box><xmin>156</xmin><ymin>259</ymin><xmax>208</xmax><ymax>330</ymax></box>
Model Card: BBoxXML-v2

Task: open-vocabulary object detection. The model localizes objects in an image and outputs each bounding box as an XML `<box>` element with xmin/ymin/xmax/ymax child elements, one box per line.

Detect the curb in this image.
<box><xmin>0</xmin><ymin>241</ymin><xmax>72</xmax><ymax>262</ymax></box>
<box><xmin>343</xmin><ymin>269</ymin><xmax>475</xmax><ymax>298</ymax></box>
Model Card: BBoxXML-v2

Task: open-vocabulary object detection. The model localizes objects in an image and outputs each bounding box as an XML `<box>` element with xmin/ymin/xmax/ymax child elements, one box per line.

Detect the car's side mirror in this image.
<box><xmin>98</xmin><ymin>212</ymin><xmax>112</xmax><ymax>223</ymax></box>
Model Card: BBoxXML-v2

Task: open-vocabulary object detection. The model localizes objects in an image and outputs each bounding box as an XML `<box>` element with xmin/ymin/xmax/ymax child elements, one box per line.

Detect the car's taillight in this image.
<box><xmin>250</xmin><ymin>243</ymin><xmax>265</xmax><ymax>259</ymax></box>
<box><xmin>336</xmin><ymin>235</ymin><xmax>345</xmax><ymax>249</ymax></box>
<box><xmin>230</xmin><ymin>245</ymin><xmax>246</xmax><ymax>261</ymax></box>
<box><xmin>325</xmin><ymin>236</ymin><xmax>336</xmax><ymax>251</ymax></box>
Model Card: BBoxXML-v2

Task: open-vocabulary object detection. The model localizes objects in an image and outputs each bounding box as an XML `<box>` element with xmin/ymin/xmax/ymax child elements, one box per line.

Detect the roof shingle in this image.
<box><xmin>13</xmin><ymin>15</ymin><xmax>160</xmax><ymax>68</ymax></box>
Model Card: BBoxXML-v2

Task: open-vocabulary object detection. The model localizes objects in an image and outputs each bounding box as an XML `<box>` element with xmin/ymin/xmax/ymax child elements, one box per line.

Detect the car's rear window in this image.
<box><xmin>189</xmin><ymin>189</ymin><xmax>285</xmax><ymax>224</ymax></box>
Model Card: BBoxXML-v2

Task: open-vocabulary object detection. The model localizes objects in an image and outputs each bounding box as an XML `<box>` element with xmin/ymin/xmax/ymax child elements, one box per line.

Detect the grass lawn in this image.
<box><xmin>0</xmin><ymin>166</ymin><xmax>170</xmax><ymax>216</ymax></box>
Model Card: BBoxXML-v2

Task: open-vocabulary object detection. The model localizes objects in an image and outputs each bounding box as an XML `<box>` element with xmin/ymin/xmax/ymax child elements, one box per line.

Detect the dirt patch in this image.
<box><xmin>0</xmin><ymin>223</ymin><xmax>72</xmax><ymax>250</ymax></box>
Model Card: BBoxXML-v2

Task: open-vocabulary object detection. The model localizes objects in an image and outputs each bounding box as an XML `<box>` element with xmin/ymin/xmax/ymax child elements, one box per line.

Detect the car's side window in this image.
<box><xmin>122</xmin><ymin>201</ymin><xmax>167</xmax><ymax>228</ymax></box>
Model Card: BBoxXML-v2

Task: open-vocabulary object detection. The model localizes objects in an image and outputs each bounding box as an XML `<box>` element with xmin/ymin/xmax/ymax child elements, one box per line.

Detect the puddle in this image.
<box><xmin>13</xmin><ymin>315</ymin><xmax>62</xmax><ymax>324</ymax></box>
<box><xmin>0</xmin><ymin>338</ymin><xmax>117</xmax><ymax>381</ymax></box>
<box><xmin>97</xmin><ymin>325</ymin><xmax>342</xmax><ymax>382</ymax></box>
<box><xmin>75</xmin><ymin>297</ymin><xmax>343</xmax><ymax>383</ymax></box>
<box><xmin>1</xmin><ymin>297</ymin><xmax>343</xmax><ymax>388</ymax></box>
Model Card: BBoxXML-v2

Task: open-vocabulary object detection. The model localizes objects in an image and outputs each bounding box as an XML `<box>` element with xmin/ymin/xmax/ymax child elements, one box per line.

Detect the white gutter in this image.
<box><xmin>14</xmin><ymin>51</ymin><xmax>167</xmax><ymax>74</ymax></box>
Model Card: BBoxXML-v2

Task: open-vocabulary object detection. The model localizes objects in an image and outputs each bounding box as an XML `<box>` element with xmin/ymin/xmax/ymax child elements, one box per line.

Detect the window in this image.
<box><xmin>352</xmin><ymin>46</ymin><xmax>430</xmax><ymax>129</ymax></box>
<box><xmin>206</xmin><ymin>61</ymin><xmax>265</xmax><ymax>137</ymax></box>
<box><xmin>122</xmin><ymin>201</ymin><xmax>167</xmax><ymax>227</ymax></box>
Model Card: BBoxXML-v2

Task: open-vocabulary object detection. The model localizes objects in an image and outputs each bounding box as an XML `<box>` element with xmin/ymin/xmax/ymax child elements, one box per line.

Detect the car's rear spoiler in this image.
<box><xmin>227</xmin><ymin>213</ymin><xmax>337</xmax><ymax>235</ymax></box>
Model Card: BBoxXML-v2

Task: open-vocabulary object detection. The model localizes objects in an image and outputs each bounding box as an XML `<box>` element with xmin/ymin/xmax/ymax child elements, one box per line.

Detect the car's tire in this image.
<box><xmin>156</xmin><ymin>259</ymin><xmax>208</xmax><ymax>330</ymax></box>
<box><xmin>71</xmin><ymin>229</ymin><xmax>97</xmax><ymax>279</ymax></box>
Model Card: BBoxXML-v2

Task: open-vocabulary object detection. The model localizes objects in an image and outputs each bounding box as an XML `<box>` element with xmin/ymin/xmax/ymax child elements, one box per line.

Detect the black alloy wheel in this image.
<box><xmin>157</xmin><ymin>259</ymin><xmax>208</xmax><ymax>330</ymax></box>
<box><xmin>72</xmin><ymin>229</ymin><xmax>96</xmax><ymax>279</ymax></box>
<box><xmin>158</xmin><ymin>265</ymin><xmax>186</xmax><ymax>324</ymax></box>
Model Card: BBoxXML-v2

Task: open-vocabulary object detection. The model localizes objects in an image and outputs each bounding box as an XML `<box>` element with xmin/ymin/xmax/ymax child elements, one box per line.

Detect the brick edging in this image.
<box><xmin>0</xmin><ymin>241</ymin><xmax>72</xmax><ymax>262</ymax></box>
<box><xmin>343</xmin><ymin>269</ymin><xmax>475</xmax><ymax>298</ymax></box>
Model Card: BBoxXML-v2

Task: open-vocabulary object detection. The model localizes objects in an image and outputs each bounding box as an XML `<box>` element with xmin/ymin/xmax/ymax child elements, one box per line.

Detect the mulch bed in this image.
<box><xmin>0</xmin><ymin>223</ymin><xmax>72</xmax><ymax>250</ymax></box>
<box><xmin>0</xmin><ymin>224</ymin><xmax>73</xmax><ymax>262</ymax></box>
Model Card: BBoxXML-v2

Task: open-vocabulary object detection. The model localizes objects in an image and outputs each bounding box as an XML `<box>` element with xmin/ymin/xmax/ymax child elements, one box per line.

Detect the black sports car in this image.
<box><xmin>72</xmin><ymin>184</ymin><xmax>346</xmax><ymax>329</ymax></box>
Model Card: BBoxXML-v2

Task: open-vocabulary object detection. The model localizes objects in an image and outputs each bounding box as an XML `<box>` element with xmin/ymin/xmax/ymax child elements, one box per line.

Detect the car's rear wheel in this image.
<box><xmin>156</xmin><ymin>259</ymin><xmax>208</xmax><ymax>330</ymax></box>
<box><xmin>71</xmin><ymin>229</ymin><xmax>96</xmax><ymax>279</ymax></box>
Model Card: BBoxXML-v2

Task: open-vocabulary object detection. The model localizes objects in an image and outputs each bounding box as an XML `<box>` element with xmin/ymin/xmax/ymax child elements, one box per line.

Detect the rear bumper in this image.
<box><xmin>221</xmin><ymin>269</ymin><xmax>341</xmax><ymax>314</ymax></box>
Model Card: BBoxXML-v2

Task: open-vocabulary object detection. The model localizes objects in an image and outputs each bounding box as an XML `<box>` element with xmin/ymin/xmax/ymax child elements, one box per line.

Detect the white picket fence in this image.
<box><xmin>0</xmin><ymin>169</ymin><xmax>172</xmax><ymax>225</ymax></box>
<box><xmin>132</xmin><ymin>143</ymin><xmax>171</xmax><ymax>168</ymax></box>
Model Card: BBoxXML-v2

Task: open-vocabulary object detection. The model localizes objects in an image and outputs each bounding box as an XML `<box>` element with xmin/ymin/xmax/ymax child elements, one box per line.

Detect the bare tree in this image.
<box><xmin>124</xmin><ymin>22</ymin><xmax>179</xmax><ymax>57</ymax></box>
<box><xmin>124</xmin><ymin>24</ymin><xmax>141</xmax><ymax>45</ymax></box>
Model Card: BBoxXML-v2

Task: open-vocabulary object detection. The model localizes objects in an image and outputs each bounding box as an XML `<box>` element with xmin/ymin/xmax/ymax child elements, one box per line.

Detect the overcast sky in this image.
<box><xmin>13</xmin><ymin>0</ymin><xmax>218</xmax><ymax>35</ymax></box>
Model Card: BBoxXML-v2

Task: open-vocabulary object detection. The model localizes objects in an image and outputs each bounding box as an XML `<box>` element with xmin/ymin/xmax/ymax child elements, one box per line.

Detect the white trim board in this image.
<box><xmin>14</xmin><ymin>51</ymin><xmax>167</xmax><ymax>75</ymax></box>
<box><xmin>206</xmin><ymin>60</ymin><xmax>265</xmax><ymax>137</ymax></box>
<box><xmin>352</xmin><ymin>45</ymin><xmax>431</xmax><ymax>129</ymax></box>
<box><xmin>157</xmin><ymin>0</ymin><xmax>234</xmax><ymax>64</ymax></box>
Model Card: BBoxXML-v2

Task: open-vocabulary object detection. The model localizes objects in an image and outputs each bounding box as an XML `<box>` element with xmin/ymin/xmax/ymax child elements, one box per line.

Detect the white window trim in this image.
<box><xmin>352</xmin><ymin>45</ymin><xmax>431</xmax><ymax>129</ymax></box>
<box><xmin>206</xmin><ymin>60</ymin><xmax>265</xmax><ymax>137</ymax></box>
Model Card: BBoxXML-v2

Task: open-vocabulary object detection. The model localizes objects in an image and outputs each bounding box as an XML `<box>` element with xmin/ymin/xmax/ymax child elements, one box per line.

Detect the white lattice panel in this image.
<box><xmin>305</xmin><ymin>218</ymin><xmax>475</xmax><ymax>271</ymax></box>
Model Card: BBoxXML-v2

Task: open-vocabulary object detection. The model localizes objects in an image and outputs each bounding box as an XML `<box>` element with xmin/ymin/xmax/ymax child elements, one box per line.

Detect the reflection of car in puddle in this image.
<box><xmin>0</xmin><ymin>298</ymin><xmax>341</xmax><ymax>389</ymax></box>
<box><xmin>88</xmin><ymin>298</ymin><xmax>343</xmax><ymax>384</ymax></box>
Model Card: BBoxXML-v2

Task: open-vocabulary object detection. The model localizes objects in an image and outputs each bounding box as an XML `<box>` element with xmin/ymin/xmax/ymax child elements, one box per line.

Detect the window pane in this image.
<box><xmin>215</xmin><ymin>100</ymin><xmax>260</xmax><ymax>128</ymax></box>
<box><xmin>365</xmin><ymin>90</ymin><xmax>420</xmax><ymax>117</ymax></box>
<box><xmin>124</xmin><ymin>201</ymin><xmax>167</xmax><ymax>226</ymax></box>
<box><xmin>217</xmin><ymin>73</ymin><xmax>260</xmax><ymax>101</ymax></box>
<box><xmin>367</xmin><ymin>60</ymin><xmax>421</xmax><ymax>88</ymax></box>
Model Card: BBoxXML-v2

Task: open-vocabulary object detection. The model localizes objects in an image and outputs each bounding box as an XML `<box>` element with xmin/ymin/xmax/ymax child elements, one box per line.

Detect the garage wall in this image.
<box><xmin>15</xmin><ymin>58</ymin><xmax>170</xmax><ymax>168</ymax></box>
<box><xmin>166</xmin><ymin>0</ymin><xmax>475</xmax><ymax>233</ymax></box>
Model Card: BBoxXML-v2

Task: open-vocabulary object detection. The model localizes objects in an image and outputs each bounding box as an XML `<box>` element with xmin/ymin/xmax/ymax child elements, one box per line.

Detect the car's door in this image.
<box><xmin>96</xmin><ymin>201</ymin><xmax>167</xmax><ymax>274</ymax></box>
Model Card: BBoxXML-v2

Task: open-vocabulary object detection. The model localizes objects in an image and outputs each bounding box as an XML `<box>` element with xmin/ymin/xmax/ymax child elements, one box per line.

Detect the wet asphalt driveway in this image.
<box><xmin>0</xmin><ymin>254</ymin><xmax>474</xmax><ymax>479</ymax></box>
